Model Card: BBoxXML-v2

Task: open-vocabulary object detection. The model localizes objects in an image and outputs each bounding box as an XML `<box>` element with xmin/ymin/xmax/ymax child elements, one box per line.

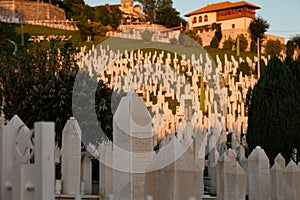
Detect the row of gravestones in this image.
<box><xmin>209</xmin><ymin>146</ymin><xmax>300</xmax><ymax>200</ymax></box>
<box><xmin>0</xmin><ymin>114</ymin><xmax>95</xmax><ymax>200</ymax></box>
<box><xmin>0</xmin><ymin>91</ymin><xmax>207</xmax><ymax>200</ymax></box>
<box><xmin>0</xmin><ymin>115</ymin><xmax>55</xmax><ymax>200</ymax></box>
<box><xmin>2</xmin><ymin>91</ymin><xmax>299</xmax><ymax>200</ymax></box>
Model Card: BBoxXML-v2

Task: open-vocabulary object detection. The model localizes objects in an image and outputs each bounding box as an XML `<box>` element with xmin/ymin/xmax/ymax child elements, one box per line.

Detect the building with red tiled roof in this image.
<box><xmin>184</xmin><ymin>1</ymin><xmax>260</xmax><ymax>31</ymax></box>
<box><xmin>184</xmin><ymin>1</ymin><xmax>284</xmax><ymax>50</ymax></box>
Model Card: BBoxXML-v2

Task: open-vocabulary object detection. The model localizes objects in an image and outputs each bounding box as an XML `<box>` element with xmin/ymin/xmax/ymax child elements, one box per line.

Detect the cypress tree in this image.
<box><xmin>247</xmin><ymin>57</ymin><xmax>300</xmax><ymax>163</ymax></box>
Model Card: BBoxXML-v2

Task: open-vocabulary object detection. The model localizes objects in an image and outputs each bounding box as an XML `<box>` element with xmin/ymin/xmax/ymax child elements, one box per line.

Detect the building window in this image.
<box><xmin>192</xmin><ymin>17</ymin><xmax>196</xmax><ymax>24</ymax></box>
<box><xmin>199</xmin><ymin>16</ymin><xmax>202</xmax><ymax>23</ymax></box>
<box><xmin>232</xmin><ymin>24</ymin><xmax>235</xmax><ymax>29</ymax></box>
<box><xmin>204</xmin><ymin>15</ymin><xmax>208</xmax><ymax>22</ymax></box>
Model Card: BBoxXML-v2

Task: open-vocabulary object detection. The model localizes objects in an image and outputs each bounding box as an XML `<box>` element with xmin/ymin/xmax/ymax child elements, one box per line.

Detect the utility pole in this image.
<box><xmin>21</xmin><ymin>22</ymin><xmax>24</xmax><ymax>46</ymax></box>
<box><xmin>21</xmin><ymin>0</ymin><xmax>24</xmax><ymax>46</ymax></box>
<box><xmin>236</xmin><ymin>35</ymin><xmax>240</xmax><ymax>56</ymax></box>
<box><xmin>257</xmin><ymin>37</ymin><xmax>260</xmax><ymax>79</ymax></box>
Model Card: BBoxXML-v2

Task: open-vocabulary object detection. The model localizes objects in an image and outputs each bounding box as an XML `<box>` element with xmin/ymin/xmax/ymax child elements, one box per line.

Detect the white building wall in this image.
<box><xmin>219</xmin><ymin>17</ymin><xmax>253</xmax><ymax>30</ymax></box>
<box><xmin>189</xmin><ymin>12</ymin><xmax>217</xmax><ymax>29</ymax></box>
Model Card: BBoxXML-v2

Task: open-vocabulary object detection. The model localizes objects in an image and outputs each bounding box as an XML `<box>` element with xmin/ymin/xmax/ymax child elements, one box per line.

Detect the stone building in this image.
<box><xmin>184</xmin><ymin>1</ymin><xmax>284</xmax><ymax>49</ymax></box>
<box><xmin>0</xmin><ymin>0</ymin><xmax>66</xmax><ymax>21</ymax></box>
<box><xmin>119</xmin><ymin>0</ymin><xmax>143</xmax><ymax>23</ymax></box>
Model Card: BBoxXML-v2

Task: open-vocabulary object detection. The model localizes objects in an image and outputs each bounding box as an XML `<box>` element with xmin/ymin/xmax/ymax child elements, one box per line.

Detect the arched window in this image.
<box><xmin>204</xmin><ymin>15</ymin><xmax>208</xmax><ymax>22</ymax></box>
<box><xmin>192</xmin><ymin>17</ymin><xmax>196</xmax><ymax>24</ymax></box>
<box><xmin>199</xmin><ymin>16</ymin><xmax>202</xmax><ymax>23</ymax></box>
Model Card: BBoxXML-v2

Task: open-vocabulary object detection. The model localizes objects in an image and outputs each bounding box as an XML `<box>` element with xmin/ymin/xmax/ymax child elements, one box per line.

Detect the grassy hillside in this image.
<box><xmin>98</xmin><ymin>37</ymin><xmax>256</xmax><ymax>64</ymax></box>
<box><xmin>2</xmin><ymin>23</ymin><xmax>106</xmax><ymax>49</ymax></box>
<box><xmin>2</xmin><ymin>22</ymin><xmax>257</xmax><ymax>63</ymax></box>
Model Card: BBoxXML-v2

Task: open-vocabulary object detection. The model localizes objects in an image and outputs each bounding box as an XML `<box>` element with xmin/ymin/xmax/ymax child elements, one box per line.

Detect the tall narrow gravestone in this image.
<box><xmin>99</xmin><ymin>141</ymin><xmax>113</xmax><ymax>198</ymax></box>
<box><xmin>248</xmin><ymin>146</ymin><xmax>270</xmax><ymax>200</ymax></box>
<box><xmin>283</xmin><ymin>161</ymin><xmax>300</xmax><ymax>200</ymax></box>
<box><xmin>61</xmin><ymin>117</ymin><xmax>82</xmax><ymax>195</ymax></box>
<box><xmin>113</xmin><ymin>91</ymin><xmax>153</xmax><ymax>200</ymax></box>
<box><xmin>81</xmin><ymin>153</ymin><xmax>92</xmax><ymax>195</ymax></box>
<box><xmin>0</xmin><ymin>115</ymin><xmax>25</xmax><ymax>200</ymax></box>
<box><xmin>34</xmin><ymin>122</ymin><xmax>55</xmax><ymax>200</ymax></box>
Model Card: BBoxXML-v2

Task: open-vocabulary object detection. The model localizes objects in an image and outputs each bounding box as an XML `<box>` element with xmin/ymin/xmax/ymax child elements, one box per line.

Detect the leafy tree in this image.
<box><xmin>249</xmin><ymin>17</ymin><xmax>269</xmax><ymax>52</ymax></box>
<box><xmin>237</xmin><ymin>61</ymin><xmax>251</xmax><ymax>76</ymax></box>
<box><xmin>156</xmin><ymin>6</ymin><xmax>185</xmax><ymax>28</ymax></box>
<box><xmin>0</xmin><ymin>23</ymin><xmax>14</xmax><ymax>55</ymax></box>
<box><xmin>94</xmin><ymin>5</ymin><xmax>122</xmax><ymax>30</ymax></box>
<box><xmin>266</xmin><ymin>39</ymin><xmax>282</xmax><ymax>56</ymax></box>
<box><xmin>236</xmin><ymin>34</ymin><xmax>248</xmax><ymax>52</ymax></box>
<box><xmin>222</xmin><ymin>37</ymin><xmax>234</xmax><ymax>50</ymax></box>
<box><xmin>249</xmin><ymin>17</ymin><xmax>269</xmax><ymax>42</ymax></box>
<box><xmin>250</xmin><ymin>40</ymin><xmax>257</xmax><ymax>53</ymax></box>
<box><xmin>194</xmin><ymin>35</ymin><xmax>202</xmax><ymax>46</ymax></box>
<box><xmin>84</xmin><ymin>5</ymin><xmax>95</xmax><ymax>21</ymax></box>
<box><xmin>136</xmin><ymin>0</ymin><xmax>157</xmax><ymax>23</ymax></box>
<box><xmin>245</xmin><ymin>86</ymin><xmax>252</xmax><ymax>114</ymax></box>
<box><xmin>155</xmin><ymin>0</ymin><xmax>186</xmax><ymax>28</ymax></box>
<box><xmin>0</xmin><ymin>40</ymin><xmax>114</xmax><ymax>145</ymax></box>
<box><xmin>210</xmin><ymin>36</ymin><xmax>219</xmax><ymax>48</ymax></box>
<box><xmin>180</xmin><ymin>30</ymin><xmax>202</xmax><ymax>47</ymax></box>
<box><xmin>92</xmin><ymin>22</ymin><xmax>108</xmax><ymax>37</ymax></box>
<box><xmin>214</xmin><ymin>24</ymin><xmax>222</xmax><ymax>42</ymax></box>
<box><xmin>77</xmin><ymin>20</ymin><xmax>93</xmax><ymax>40</ymax></box>
<box><xmin>247</xmin><ymin>57</ymin><xmax>300</xmax><ymax>163</ymax></box>
<box><xmin>141</xmin><ymin>29</ymin><xmax>153</xmax><ymax>42</ymax></box>
<box><xmin>292</xmin><ymin>34</ymin><xmax>300</xmax><ymax>49</ymax></box>
<box><xmin>210</xmin><ymin>24</ymin><xmax>222</xmax><ymax>48</ymax></box>
<box><xmin>63</xmin><ymin>0</ymin><xmax>85</xmax><ymax>20</ymax></box>
<box><xmin>286</xmin><ymin>40</ymin><xmax>295</xmax><ymax>59</ymax></box>
<box><xmin>156</xmin><ymin>0</ymin><xmax>172</xmax><ymax>7</ymax></box>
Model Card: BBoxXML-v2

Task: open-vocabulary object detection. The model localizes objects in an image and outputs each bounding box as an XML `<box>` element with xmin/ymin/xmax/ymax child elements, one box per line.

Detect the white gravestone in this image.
<box><xmin>113</xmin><ymin>91</ymin><xmax>153</xmax><ymax>200</ymax></box>
<box><xmin>61</xmin><ymin>118</ymin><xmax>82</xmax><ymax>195</ymax></box>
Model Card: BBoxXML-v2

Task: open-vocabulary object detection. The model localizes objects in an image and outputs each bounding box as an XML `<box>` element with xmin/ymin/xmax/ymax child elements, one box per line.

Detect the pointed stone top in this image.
<box><xmin>218</xmin><ymin>152</ymin><xmax>232</xmax><ymax>163</ymax></box>
<box><xmin>63</xmin><ymin>117</ymin><xmax>82</xmax><ymax>134</ymax></box>
<box><xmin>127</xmin><ymin>90</ymin><xmax>139</xmax><ymax>97</ymax></box>
<box><xmin>255</xmin><ymin>146</ymin><xmax>262</xmax><ymax>150</ymax></box>
<box><xmin>7</xmin><ymin>115</ymin><xmax>25</xmax><ymax>128</ymax></box>
<box><xmin>248</xmin><ymin>146</ymin><xmax>269</xmax><ymax>163</ymax></box>
<box><xmin>271</xmin><ymin>162</ymin><xmax>283</xmax><ymax>171</ymax></box>
<box><xmin>284</xmin><ymin>160</ymin><xmax>300</xmax><ymax>173</ymax></box>
<box><xmin>274</xmin><ymin>153</ymin><xmax>286</xmax><ymax>169</ymax></box>
<box><xmin>226</xmin><ymin>148</ymin><xmax>236</xmax><ymax>161</ymax></box>
<box><xmin>227</xmin><ymin>162</ymin><xmax>246</xmax><ymax>175</ymax></box>
<box><xmin>114</xmin><ymin>90</ymin><xmax>151</xmax><ymax>128</ymax></box>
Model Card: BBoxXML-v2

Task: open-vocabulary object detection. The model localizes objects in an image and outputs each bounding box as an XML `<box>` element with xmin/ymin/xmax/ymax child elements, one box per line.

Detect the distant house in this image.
<box><xmin>119</xmin><ymin>0</ymin><xmax>143</xmax><ymax>23</ymax></box>
<box><xmin>96</xmin><ymin>0</ymin><xmax>143</xmax><ymax>24</ymax></box>
<box><xmin>184</xmin><ymin>1</ymin><xmax>260</xmax><ymax>31</ymax></box>
<box><xmin>184</xmin><ymin>1</ymin><xmax>284</xmax><ymax>49</ymax></box>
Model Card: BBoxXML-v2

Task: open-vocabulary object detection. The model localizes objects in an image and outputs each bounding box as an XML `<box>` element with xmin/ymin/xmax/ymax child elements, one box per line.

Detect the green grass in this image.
<box><xmin>3</xmin><ymin>22</ymin><xmax>259</xmax><ymax>62</ymax></box>
<box><xmin>3</xmin><ymin>23</ymin><xmax>106</xmax><ymax>50</ymax></box>
<box><xmin>204</xmin><ymin>46</ymin><xmax>257</xmax><ymax>64</ymax></box>
<box><xmin>97</xmin><ymin>37</ymin><xmax>257</xmax><ymax>67</ymax></box>
<box><xmin>16</xmin><ymin>24</ymin><xmax>78</xmax><ymax>36</ymax></box>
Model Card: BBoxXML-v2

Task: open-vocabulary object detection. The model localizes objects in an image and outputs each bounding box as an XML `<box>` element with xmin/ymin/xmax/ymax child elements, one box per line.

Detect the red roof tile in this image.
<box><xmin>184</xmin><ymin>1</ymin><xmax>260</xmax><ymax>17</ymax></box>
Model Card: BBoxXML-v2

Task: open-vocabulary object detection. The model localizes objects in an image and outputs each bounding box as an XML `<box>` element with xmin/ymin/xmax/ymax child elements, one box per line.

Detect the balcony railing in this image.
<box><xmin>217</xmin><ymin>11</ymin><xmax>255</xmax><ymax>21</ymax></box>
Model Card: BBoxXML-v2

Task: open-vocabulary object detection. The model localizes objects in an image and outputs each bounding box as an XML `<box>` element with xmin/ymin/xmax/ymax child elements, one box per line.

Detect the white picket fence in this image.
<box><xmin>0</xmin><ymin>115</ymin><xmax>300</xmax><ymax>200</ymax></box>
<box><xmin>0</xmin><ymin>115</ymin><xmax>55</xmax><ymax>200</ymax></box>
